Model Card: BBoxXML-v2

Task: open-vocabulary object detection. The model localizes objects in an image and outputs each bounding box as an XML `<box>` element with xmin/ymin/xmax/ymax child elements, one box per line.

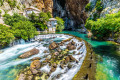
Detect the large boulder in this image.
<box><xmin>30</xmin><ymin>60</ymin><xmax>41</xmax><ymax>69</ymax></box>
<box><xmin>18</xmin><ymin>73</ymin><xmax>26</xmax><ymax>80</ymax></box>
<box><xmin>49</xmin><ymin>42</ymin><xmax>58</xmax><ymax>49</ymax></box>
<box><xmin>30</xmin><ymin>68</ymin><xmax>38</xmax><ymax>74</ymax></box>
<box><xmin>67</xmin><ymin>45</ymin><xmax>76</xmax><ymax>50</ymax></box>
<box><xmin>67</xmin><ymin>41</ymin><xmax>76</xmax><ymax>50</ymax></box>
<box><xmin>19</xmin><ymin>48</ymin><xmax>39</xmax><ymax>58</ymax></box>
<box><xmin>30</xmin><ymin>60</ymin><xmax>41</xmax><ymax>74</ymax></box>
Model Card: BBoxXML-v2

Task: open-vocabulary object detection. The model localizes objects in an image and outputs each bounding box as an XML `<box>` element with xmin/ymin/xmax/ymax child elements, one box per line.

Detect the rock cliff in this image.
<box><xmin>0</xmin><ymin>0</ymin><xmax>53</xmax><ymax>16</ymax></box>
<box><xmin>0</xmin><ymin>0</ymin><xmax>120</xmax><ymax>29</ymax></box>
<box><xmin>53</xmin><ymin>0</ymin><xmax>88</xmax><ymax>29</ymax></box>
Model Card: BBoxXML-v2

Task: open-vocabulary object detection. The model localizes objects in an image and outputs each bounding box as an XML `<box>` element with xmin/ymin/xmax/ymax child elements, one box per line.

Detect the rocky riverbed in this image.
<box><xmin>16</xmin><ymin>34</ymin><xmax>87</xmax><ymax>80</ymax></box>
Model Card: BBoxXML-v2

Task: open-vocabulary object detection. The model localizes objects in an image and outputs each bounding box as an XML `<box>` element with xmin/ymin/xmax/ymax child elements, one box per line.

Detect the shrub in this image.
<box><xmin>12</xmin><ymin>21</ymin><xmax>38</xmax><ymax>40</ymax></box>
<box><xmin>47</xmin><ymin>12</ymin><xmax>52</xmax><ymax>18</ymax></box>
<box><xmin>0</xmin><ymin>24</ymin><xmax>15</xmax><ymax>47</ymax></box>
<box><xmin>39</xmin><ymin>12</ymin><xmax>49</xmax><ymax>23</ymax></box>
<box><xmin>28</xmin><ymin>12</ymin><xmax>37</xmax><ymax>23</ymax></box>
<box><xmin>0</xmin><ymin>0</ymin><xmax>3</xmax><ymax>6</ymax></box>
<box><xmin>55</xmin><ymin>17</ymin><xmax>65</xmax><ymax>32</ymax></box>
<box><xmin>3</xmin><ymin>13</ymin><xmax>28</xmax><ymax>26</ymax></box>
<box><xmin>95</xmin><ymin>0</ymin><xmax>103</xmax><ymax>11</ymax></box>
<box><xmin>85</xmin><ymin>12</ymin><xmax>120</xmax><ymax>40</ymax></box>
<box><xmin>85</xmin><ymin>3</ymin><xmax>92</xmax><ymax>11</ymax></box>
<box><xmin>0</xmin><ymin>10</ymin><xmax>2</xmax><ymax>14</ymax></box>
<box><xmin>7</xmin><ymin>0</ymin><xmax>16</xmax><ymax>8</ymax></box>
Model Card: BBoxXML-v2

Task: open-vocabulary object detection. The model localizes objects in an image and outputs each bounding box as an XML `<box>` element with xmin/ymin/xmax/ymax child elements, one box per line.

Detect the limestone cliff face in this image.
<box><xmin>87</xmin><ymin>0</ymin><xmax>120</xmax><ymax>19</ymax></box>
<box><xmin>0</xmin><ymin>0</ymin><xmax>53</xmax><ymax>16</ymax></box>
<box><xmin>66</xmin><ymin>0</ymin><xmax>88</xmax><ymax>25</ymax></box>
<box><xmin>53</xmin><ymin>0</ymin><xmax>88</xmax><ymax>29</ymax></box>
<box><xmin>33</xmin><ymin>0</ymin><xmax>53</xmax><ymax>13</ymax></box>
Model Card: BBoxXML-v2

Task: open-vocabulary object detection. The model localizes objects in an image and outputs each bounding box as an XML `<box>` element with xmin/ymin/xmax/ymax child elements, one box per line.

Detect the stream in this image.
<box><xmin>58</xmin><ymin>31</ymin><xmax>120</xmax><ymax>80</ymax></box>
<box><xmin>0</xmin><ymin>31</ymin><xmax>120</xmax><ymax>80</ymax></box>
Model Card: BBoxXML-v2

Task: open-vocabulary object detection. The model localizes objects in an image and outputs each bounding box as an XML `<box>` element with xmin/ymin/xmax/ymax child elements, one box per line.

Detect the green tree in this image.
<box><xmin>0</xmin><ymin>0</ymin><xmax>3</xmax><ymax>6</ymax></box>
<box><xmin>95</xmin><ymin>0</ymin><xmax>103</xmax><ymax>11</ymax></box>
<box><xmin>12</xmin><ymin>21</ymin><xmax>38</xmax><ymax>40</ymax></box>
<box><xmin>39</xmin><ymin>12</ymin><xmax>49</xmax><ymax>23</ymax></box>
<box><xmin>3</xmin><ymin>13</ymin><xmax>28</xmax><ymax>26</ymax></box>
<box><xmin>47</xmin><ymin>12</ymin><xmax>52</xmax><ymax>18</ymax></box>
<box><xmin>0</xmin><ymin>10</ymin><xmax>2</xmax><ymax>17</ymax></box>
<box><xmin>28</xmin><ymin>12</ymin><xmax>37</xmax><ymax>23</ymax></box>
<box><xmin>7</xmin><ymin>0</ymin><xmax>16</xmax><ymax>8</ymax></box>
<box><xmin>85</xmin><ymin>11</ymin><xmax>120</xmax><ymax>40</ymax></box>
<box><xmin>0</xmin><ymin>24</ymin><xmax>15</xmax><ymax>47</ymax></box>
<box><xmin>85</xmin><ymin>3</ymin><xmax>92</xmax><ymax>11</ymax></box>
<box><xmin>55</xmin><ymin>17</ymin><xmax>65</xmax><ymax>32</ymax></box>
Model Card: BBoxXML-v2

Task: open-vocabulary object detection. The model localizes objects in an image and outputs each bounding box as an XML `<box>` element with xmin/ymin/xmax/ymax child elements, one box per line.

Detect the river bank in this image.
<box><xmin>58</xmin><ymin>31</ymin><xmax>120</xmax><ymax>80</ymax></box>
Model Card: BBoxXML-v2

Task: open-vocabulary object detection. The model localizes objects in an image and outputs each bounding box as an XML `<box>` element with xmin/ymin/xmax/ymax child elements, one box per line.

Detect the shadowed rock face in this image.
<box><xmin>66</xmin><ymin>0</ymin><xmax>88</xmax><ymax>25</ymax></box>
<box><xmin>53</xmin><ymin>0</ymin><xmax>88</xmax><ymax>29</ymax></box>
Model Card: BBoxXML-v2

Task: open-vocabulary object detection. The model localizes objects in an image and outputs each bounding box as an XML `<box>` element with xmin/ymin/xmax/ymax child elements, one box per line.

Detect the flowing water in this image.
<box><xmin>0</xmin><ymin>32</ymin><xmax>120</xmax><ymax>80</ymax></box>
<box><xmin>0</xmin><ymin>34</ymin><xmax>87</xmax><ymax>80</ymax></box>
<box><xmin>58</xmin><ymin>31</ymin><xmax>120</xmax><ymax>80</ymax></box>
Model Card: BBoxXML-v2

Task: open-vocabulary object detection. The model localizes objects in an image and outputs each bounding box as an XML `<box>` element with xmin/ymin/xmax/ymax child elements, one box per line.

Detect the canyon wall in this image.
<box><xmin>53</xmin><ymin>0</ymin><xmax>88</xmax><ymax>29</ymax></box>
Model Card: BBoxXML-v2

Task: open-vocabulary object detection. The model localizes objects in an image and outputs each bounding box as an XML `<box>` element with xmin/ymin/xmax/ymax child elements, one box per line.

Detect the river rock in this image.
<box><xmin>71</xmin><ymin>40</ymin><xmax>75</xmax><ymax>45</ymax></box>
<box><xmin>19</xmin><ymin>48</ymin><xmax>39</xmax><ymax>58</ymax></box>
<box><xmin>67</xmin><ymin>45</ymin><xmax>76</xmax><ymax>50</ymax></box>
<box><xmin>30</xmin><ymin>60</ymin><xmax>41</xmax><ymax>69</ymax></box>
<box><xmin>60</xmin><ymin>64</ymin><xmax>64</xmax><ymax>69</ymax></box>
<box><xmin>67</xmin><ymin>64</ymin><xmax>72</xmax><ymax>69</ymax></box>
<box><xmin>56</xmin><ymin>74</ymin><xmax>61</xmax><ymax>78</ymax></box>
<box><xmin>65</xmin><ymin>56</ymin><xmax>70</xmax><ymax>62</ymax></box>
<box><xmin>53</xmin><ymin>52</ymin><xmax>59</xmax><ymax>56</ymax></box>
<box><xmin>49</xmin><ymin>42</ymin><xmax>58</xmax><ymax>49</ymax></box>
<box><xmin>56</xmin><ymin>48</ymin><xmax>62</xmax><ymax>52</ymax></box>
<box><xmin>30</xmin><ymin>68</ymin><xmax>38</xmax><ymax>74</ymax></box>
<box><xmin>43</xmin><ymin>50</ymin><xmax>49</xmax><ymax>53</ymax></box>
<box><xmin>50</xmin><ymin>67</ymin><xmax>56</xmax><ymax>72</ymax></box>
<box><xmin>31</xmin><ymin>57</ymin><xmax>41</xmax><ymax>61</ymax></box>
<box><xmin>52</xmin><ymin>63</ymin><xmax>57</xmax><ymax>68</ymax></box>
<box><xmin>69</xmin><ymin>55</ymin><xmax>78</xmax><ymax>62</ymax></box>
<box><xmin>67</xmin><ymin>41</ymin><xmax>76</xmax><ymax>50</ymax></box>
<box><xmin>73</xmin><ymin>51</ymin><xmax>76</xmax><ymax>54</ymax></box>
<box><xmin>18</xmin><ymin>73</ymin><xmax>26</xmax><ymax>80</ymax></box>
<box><xmin>27</xmin><ymin>75</ymin><xmax>33</xmax><ymax>80</ymax></box>
<box><xmin>77</xmin><ymin>44</ymin><xmax>84</xmax><ymax>50</ymax></box>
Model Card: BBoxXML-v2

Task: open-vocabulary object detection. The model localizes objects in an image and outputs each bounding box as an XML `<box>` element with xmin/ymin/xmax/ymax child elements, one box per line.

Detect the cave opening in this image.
<box><xmin>57</xmin><ymin>0</ymin><xmax>66</xmax><ymax>9</ymax></box>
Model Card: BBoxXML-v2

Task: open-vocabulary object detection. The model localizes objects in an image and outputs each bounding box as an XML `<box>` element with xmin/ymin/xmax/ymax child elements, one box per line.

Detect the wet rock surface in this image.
<box><xmin>19</xmin><ymin>48</ymin><xmax>39</xmax><ymax>59</ymax></box>
<box><xmin>17</xmin><ymin>35</ymin><xmax>86</xmax><ymax>80</ymax></box>
<box><xmin>67</xmin><ymin>41</ymin><xmax>76</xmax><ymax>50</ymax></box>
<box><xmin>49</xmin><ymin>42</ymin><xmax>58</xmax><ymax>49</ymax></box>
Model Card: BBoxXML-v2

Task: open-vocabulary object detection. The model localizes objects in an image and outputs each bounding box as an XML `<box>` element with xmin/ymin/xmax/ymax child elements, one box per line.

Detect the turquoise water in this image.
<box><xmin>58</xmin><ymin>31</ymin><xmax>120</xmax><ymax>80</ymax></box>
<box><xmin>0</xmin><ymin>31</ymin><xmax>120</xmax><ymax>80</ymax></box>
